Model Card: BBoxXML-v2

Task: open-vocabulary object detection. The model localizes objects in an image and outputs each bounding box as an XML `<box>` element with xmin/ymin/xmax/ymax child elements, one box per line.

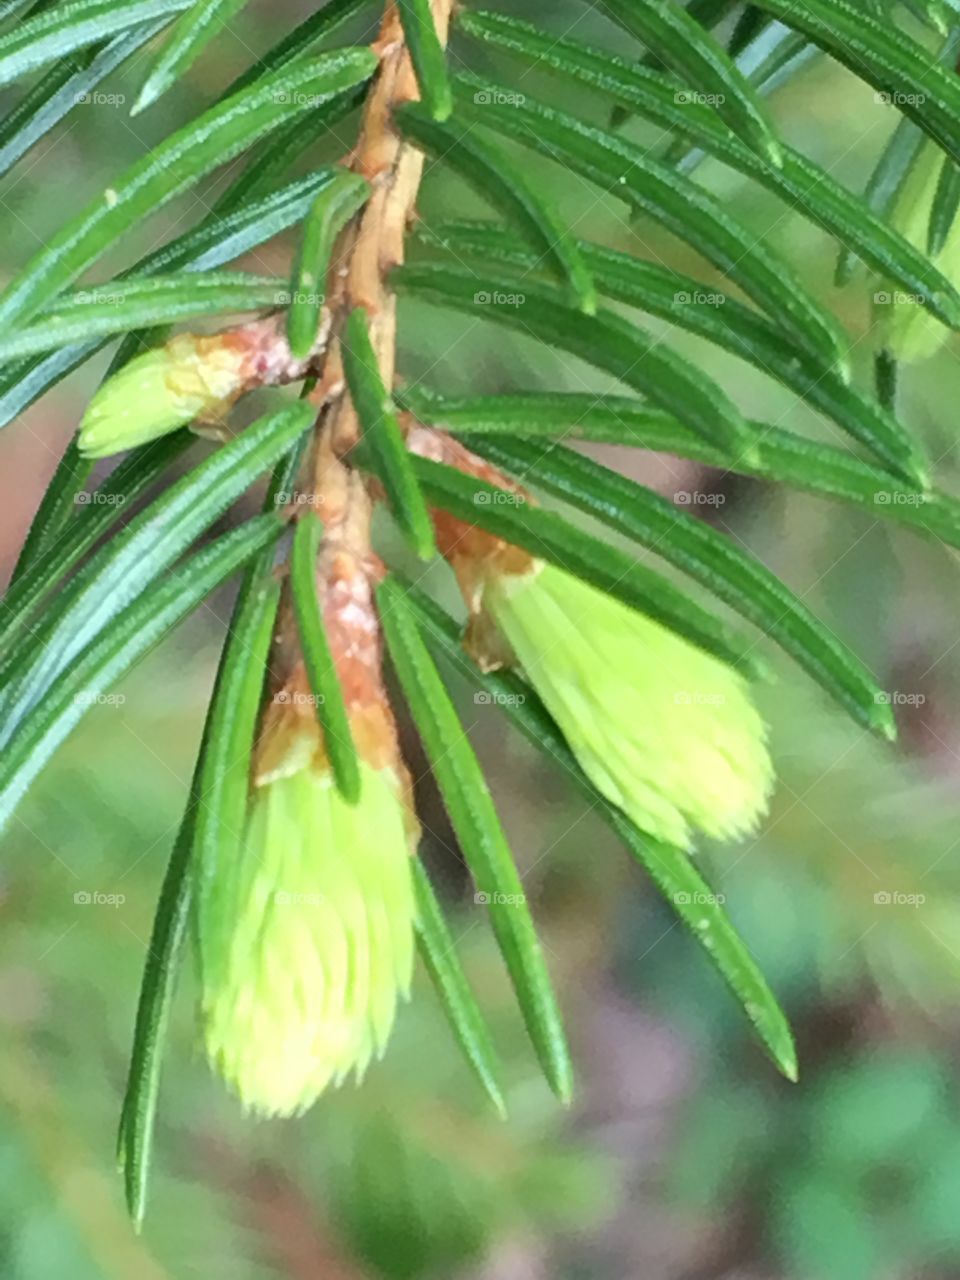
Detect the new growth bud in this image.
<box><xmin>201</xmin><ymin>747</ymin><xmax>416</xmax><ymax>1116</ymax></box>
<box><xmin>486</xmin><ymin>562</ymin><xmax>773</xmax><ymax>849</ymax></box>
<box><xmin>78</xmin><ymin>311</ymin><xmax>330</xmax><ymax>458</ymax></box>
<box><xmin>200</xmin><ymin>467</ymin><xmax>417</xmax><ymax>1115</ymax></box>
<box><xmin>78</xmin><ymin>334</ymin><xmax>249</xmax><ymax>458</ymax></box>
<box><xmin>409</xmin><ymin>427</ymin><xmax>773</xmax><ymax>850</ymax></box>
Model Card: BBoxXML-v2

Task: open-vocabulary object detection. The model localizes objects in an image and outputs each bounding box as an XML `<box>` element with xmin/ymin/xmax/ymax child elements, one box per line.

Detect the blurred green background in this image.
<box><xmin>3</xmin><ymin>2</ymin><xmax>960</xmax><ymax>1277</ymax></box>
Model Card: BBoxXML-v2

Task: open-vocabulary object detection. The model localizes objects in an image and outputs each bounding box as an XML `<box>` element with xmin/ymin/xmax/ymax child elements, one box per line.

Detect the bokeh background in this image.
<box><xmin>2</xmin><ymin>2</ymin><xmax>960</xmax><ymax>1277</ymax></box>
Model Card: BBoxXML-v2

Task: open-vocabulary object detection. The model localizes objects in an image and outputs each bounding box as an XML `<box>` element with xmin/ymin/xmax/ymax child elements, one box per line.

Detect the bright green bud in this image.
<box><xmin>878</xmin><ymin>139</ymin><xmax>960</xmax><ymax>364</ymax></box>
<box><xmin>77</xmin><ymin>334</ymin><xmax>249</xmax><ymax>458</ymax></box>
<box><xmin>485</xmin><ymin>563</ymin><xmax>773</xmax><ymax>850</ymax></box>
<box><xmin>201</xmin><ymin>755</ymin><xmax>416</xmax><ymax>1117</ymax></box>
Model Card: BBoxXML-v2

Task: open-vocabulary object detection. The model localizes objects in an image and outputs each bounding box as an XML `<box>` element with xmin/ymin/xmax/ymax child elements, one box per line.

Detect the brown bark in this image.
<box><xmin>311</xmin><ymin>0</ymin><xmax>455</xmax><ymax>460</ymax></box>
<box><xmin>256</xmin><ymin>0</ymin><xmax>454</xmax><ymax>791</ymax></box>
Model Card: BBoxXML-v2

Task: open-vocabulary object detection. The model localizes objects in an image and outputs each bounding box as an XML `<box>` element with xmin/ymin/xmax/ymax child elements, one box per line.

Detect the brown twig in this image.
<box><xmin>310</xmin><ymin>0</ymin><xmax>454</xmax><ymax>462</ymax></box>
<box><xmin>259</xmin><ymin>0</ymin><xmax>454</xmax><ymax>761</ymax></box>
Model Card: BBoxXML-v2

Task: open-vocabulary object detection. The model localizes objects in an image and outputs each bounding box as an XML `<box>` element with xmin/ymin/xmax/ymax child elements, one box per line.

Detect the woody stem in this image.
<box><xmin>310</xmin><ymin>0</ymin><xmax>454</xmax><ymax>472</ymax></box>
<box><xmin>262</xmin><ymin>0</ymin><xmax>452</xmax><ymax>700</ymax></box>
